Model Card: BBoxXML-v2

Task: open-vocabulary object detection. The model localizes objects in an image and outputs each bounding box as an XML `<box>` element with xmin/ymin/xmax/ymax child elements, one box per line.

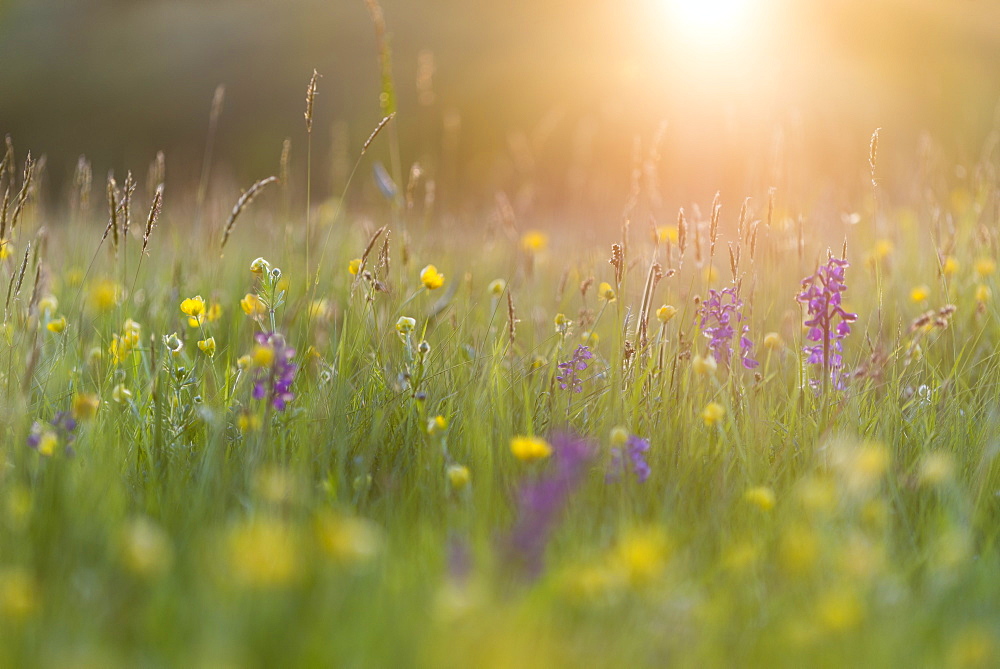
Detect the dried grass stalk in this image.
<box><xmin>220</xmin><ymin>176</ymin><xmax>278</xmax><ymax>249</ymax></box>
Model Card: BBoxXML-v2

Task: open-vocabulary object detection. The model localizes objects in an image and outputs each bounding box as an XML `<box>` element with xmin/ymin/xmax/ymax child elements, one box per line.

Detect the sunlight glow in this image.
<box><xmin>663</xmin><ymin>0</ymin><xmax>753</xmax><ymax>43</ymax></box>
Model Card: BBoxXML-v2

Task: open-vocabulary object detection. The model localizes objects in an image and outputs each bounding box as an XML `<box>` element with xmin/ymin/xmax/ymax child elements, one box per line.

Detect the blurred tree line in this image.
<box><xmin>1</xmin><ymin>0</ymin><xmax>999</xmax><ymax>217</ymax></box>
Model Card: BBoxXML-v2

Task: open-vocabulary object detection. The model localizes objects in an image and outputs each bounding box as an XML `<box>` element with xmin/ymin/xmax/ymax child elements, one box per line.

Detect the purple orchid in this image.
<box><xmin>251</xmin><ymin>331</ymin><xmax>297</xmax><ymax>411</ymax></box>
<box><xmin>503</xmin><ymin>431</ymin><xmax>594</xmax><ymax>579</ymax></box>
<box><xmin>697</xmin><ymin>285</ymin><xmax>758</xmax><ymax>370</ymax></box>
<box><xmin>796</xmin><ymin>254</ymin><xmax>858</xmax><ymax>390</ymax></box>
<box><xmin>556</xmin><ymin>345</ymin><xmax>594</xmax><ymax>393</ymax></box>
<box><xmin>608</xmin><ymin>434</ymin><xmax>651</xmax><ymax>483</ymax></box>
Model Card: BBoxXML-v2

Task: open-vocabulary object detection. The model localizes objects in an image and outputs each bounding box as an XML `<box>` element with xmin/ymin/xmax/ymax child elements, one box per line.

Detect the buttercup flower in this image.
<box><xmin>521</xmin><ymin>230</ymin><xmax>548</xmax><ymax>253</ymax></box>
<box><xmin>447</xmin><ymin>465</ymin><xmax>471</xmax><ymax>490</ymax></box>
<box><xmin>702</xmin><ymin>402</ymin><xmax>726</xmax><ymax>427</ymax></box>
<box><xmin>420</xmin><ymin>264</ymin><xmax>445</xmax><ymax>290</ymax></box>
<box><xmin>180</xmin><ymin>295</ymin><xmax>207</xmax><ymax>326</ymax></box>
<box><xmin>598</xmin><ymin>282</ymin><xmax>616</xmax><ymax>301</ymax></box>
<box><xmin>511</xmin><ymin>435</ymin><xmax>552</xmax><ymax>462</ymax></box>
<box><xmin>250</xmin><ymin>257</ymin><xmax>271</xmax><ymax>275</ymax></box>
<box><xmin>197</xmin><ymin>337</ymin><xmax>216</xmax><ymax>357</ymax></box>
<box><xmin>46</xmin><ymin>316</ymin><xmax>67</xmax><ymax>334</ymax></box>
<box><xmin>910</xmin><ymin>285</ymin><xmax>929</xmax><ymax>303</ymax></box>
<box><xmin>72</xmin><ymin>393</ymin><xmax>99</xmax><ymax>421</ymax></box>
<box><xmin>691</xmin><ymin>353</ymin><xmax>718</xmax><ymax>377</ymax></box>
<box><xmin>745</xmin><ymin>486</ymin><xmax>776</xmax><ymax>511</ymax></box>
<box><xmin>657</xmin><ymin>305</ymin><xmax>678</xmax><ymax>323</ymax></box>
<box><xmin>241</xmin><ymin>293</ymin><xmax>267</xmax><ymax>318</ymax></box>
<box><xmin>763</xmin><ymin>332</ymin><xmax>784</xmax><ymax>351</ymax></box>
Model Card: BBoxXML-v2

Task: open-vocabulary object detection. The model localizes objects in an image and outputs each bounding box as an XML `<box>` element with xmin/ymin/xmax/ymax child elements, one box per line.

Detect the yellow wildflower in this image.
<box><xmin>180</xmin><ymin>295</ymin><xmax>205</xmax><ymax>317</ymax></box>
<box><xmin>72</xmin><ymin>393</ymin><xmax>99</xmax><ymax>421</ymax></box>
<box><xmin>488</xmin><ymin>279</ymin><xmax>506</xmax><ymax>296</ymax></box>
<box><xmin>38</xmin><ymin>295</ymin><xmax>57</xmax><ymax>314</ymax></box>
<box><xmin>395</xmin><ymin>316</ymin><xmax>416</xmax><ymax>334</ymax></box>
<box><xmin>308</xmin><ymin>299</ymin><xmax>330</xmax><ymax>320</ymax></box>
<box><xmin>947</xmin><ymin>626</ymin><xmax>997</xmax><ymax>669</ymax></box>
<box><xmin>207</xmin><ymin>303</ymin><xmax>223</xmax><ymax>322</ymax></box>
<box><xmin>976</xmin><ymin>284</ymin><xmax>991</xmax><ymax>303</ymax></box>
<box><xmin>656</xmin><ymin>305</ymin><xmax>678</xmax><ymax>323</ymax></box>
<box><xmin>163</xmin><ymin>332</ymin><xmax>183</xmax><ymax>357</ymax></box>
<box><xmin>314</xmin><ymin>511</ymin><xmax>384</xmax><ymax>564</ymax></box>
<box><xmin>447</xmin><ymin>464</ymin><xmax>471</xmax><ymax>490</ymax></box>
<box><xmin>225</xmin><ymin>519</ymin><xmax>300</xmax><ymax>587</ymax></box>
<box><xmin>763</xmin><ymin>332</ymin><xmax>784</xmax><ymax>350</ymax></box>
<box><xmin>817</xmin><ymin>588</ymin><xmax>864</xmax><ymax>632</ymax></box>
<box><xmin>510</xmin><ymin>435</ymin><xmax>552</xmax><ymax>462</ymax></box>
<box><xmin>873</xmin><ymin>239</ymin><xmax>893</xmax><ymax>260</ymax></box>
<box><xmin>252</xmin><ymin>344</ymin><xmax>274</xmax><ymax>368</ymax></box>
<box><xmin>521</xmin><ymin>230</ymin><xmax>548</xmax><ymax>253</ymax></box>
<box><xmin>692</xmin><ymin>354</ymin><xmax>718</xmax><ymax>377</ymax></box>
<box><xmin>237</xmin><ymin>355</ymin><xmax>252</xmax><ymax>371</ymax></box>
<box><xmin>612</xmin><ymin>527</ymin><xmax>670</xmax><ymax>586</ymax></box>
<box><xmin>610</xmin><ymin>426</ymin><xmax>629</xmax><ymax>446</ymax></box>
<box><xmin>910</xmin><ymin>285</ymin><xmax>929</xmax><ymax>303</ymax></box>
<box><xmin>779</xmin><ymin>525</ymin><xmax>819</xmax><ymax>575</ymax></box>
<box><xmin>744</xmin><ymin>486</ymin><xmax>776</xmax><ymax>511</ymax></box>
<box><xmin>657</xmin><ymin>225</ymin><xmax>679</xmax><ymax>244</ymax></box>
<box><xmin>88</xmin><ymin>279</ymin><xmax>120</xmax><ymax>312</ymax></box>
<box><xmin>250</xmin><ymin>257</ymin><xmax>271</xmax><ymax>275</ymax></box>
<box><xmin>237</xmin><ymin>412</ymin><xmax>261</xmax><ymax>433</ymax></box>
<box><xmin>975</xmin><ymin>257</ymin><xmax>996</xmax><ymax>277</ymax></box>
<box><xmin>581</xmin><ymin>331</ymin><xmax>599</xmax><ymax>346</ymax></box>
<box><xmin>46</xmin><ymin>315</ymin><xmax>67</xmax><ymax>334</ymax></box>
<box><xmin>197</xmin><ymin>337</ymin><xmax>216</xmax><ymax>357</ymax></box>
<box><xmin>942</xmin><ymin>256</ymin><xmax>959</xmax><ymax>277</ymax></box>
<box><xmin>120</xmin><ymin>517</ymin><xmax>173</xmax><ymax>577</ymax></box>
<box><xmin>240</xmin><ymin>293</ymin><xmax>267</xmax><ymax>318</ymax></box>
<box><xmin>348</xmin><ymin>258</ymin><xmax>362</xmax><ymax>275</ymax></box>
<box><xmin>598</xmin><ymin>282</ymin><xmax>616</xmax><ymax>301</ymax></box>
<box><xmin>420</xmin><ymin>264</ymin><xmax>445</xmax><ymax>290</ymax></box>
<box><xmin>428</xmin><ymin>415</ymin><xmax>448</xmax><ymax>436</ymax></box>
<box><xmin>35</xmin><ymin>431</ymin><xmax>58</xmax><ymax>457</ymax></box>
<box><xmin>0</xmin><ymin>567</ymin><xmax>39</xmax><ymax>619</ymax></box>
<box><xmin>918</xmin><ymin>451</ymin><xmax>955</xmax><ymax>487</ymax></box>
<box><xmin>0</xmin><ymin>238</ymin><xmax>11</xmax><ymax>261</ymax></box>
<box><xmin>112</xmin><ymin>384</ymin><xmax>132</xmax><ymax>403</ymax></box>
<box><xmin>701</xmin><ymin>402</ymin><xmax>725</xmax><ymax>427</ymax></box>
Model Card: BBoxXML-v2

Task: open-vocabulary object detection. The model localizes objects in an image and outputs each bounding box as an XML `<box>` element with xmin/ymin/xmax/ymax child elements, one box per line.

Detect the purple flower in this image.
<box><xmin>608</xmin><ymin>434</ymin><xmax>651</xmax><ymax>483</ymax></box>
<box><xmin>26</xmin><ymin>410</ymin><xmax>79</xmax><ymax>456</ymax></box>
<box><xmin>251</xmin><ymin>332</ymin><xmax>297</xmax><ymax>411</ymax></box>
<box><xmin>503</xmin><ymin>431</ymin><xmax>594</xmax><ymax>579</ymax></box>
<box><xmin>697</xmin><ymin>286</ymin><xmax>758</xmax><ymax>370</ymax></box>
<box><xmin>556</xmin><ymin>345</ymin><xmax>594</xmax><ymax>393</ymax></box>
<box><xmin>796</xmin><ymin>254</ymin><xmax>858</xmax><ymax>390</ymax></box>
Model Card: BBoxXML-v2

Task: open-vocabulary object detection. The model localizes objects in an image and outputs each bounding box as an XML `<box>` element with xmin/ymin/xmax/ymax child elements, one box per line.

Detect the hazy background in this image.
<box><xmin>1</xmin><ymin>0</ymin><xmax>999</xmax><ymax>219</ymax></box>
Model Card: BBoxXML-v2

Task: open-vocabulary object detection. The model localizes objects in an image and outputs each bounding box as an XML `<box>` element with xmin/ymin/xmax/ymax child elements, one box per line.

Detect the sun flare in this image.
<box><xmin>663</xmin><ymin>0</ymin><xmax>753</xmax><ymax>42</ymax></box>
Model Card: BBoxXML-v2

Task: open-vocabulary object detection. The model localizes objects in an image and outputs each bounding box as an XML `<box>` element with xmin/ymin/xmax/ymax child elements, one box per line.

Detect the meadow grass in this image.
<box><xmin>0</xmin><ymin>111</ymin><xmax>1000</xmax><ymax>668</ymax></box>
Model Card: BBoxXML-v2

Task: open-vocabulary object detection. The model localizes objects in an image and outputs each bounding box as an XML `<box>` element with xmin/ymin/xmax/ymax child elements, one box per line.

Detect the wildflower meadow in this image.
<box><xmin>2</xmin><ymin>0</ymin><xmax>1000</xmax><ymax>666</ymax></box>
